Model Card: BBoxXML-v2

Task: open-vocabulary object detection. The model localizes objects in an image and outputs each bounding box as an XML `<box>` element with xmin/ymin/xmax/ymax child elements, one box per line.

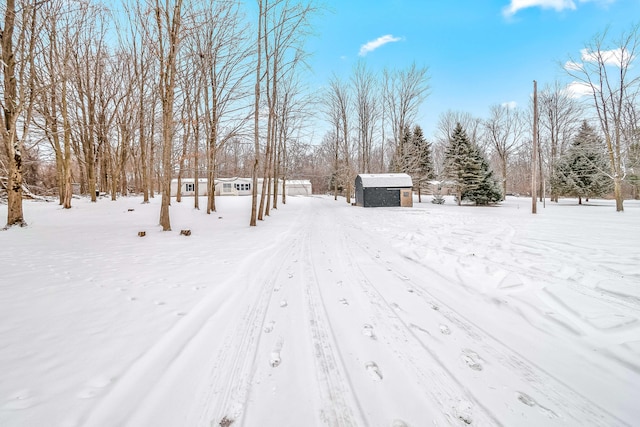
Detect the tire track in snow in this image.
<box><xmin>196</xmin><ymin>234</ymin><xmax>304</xmax><ymax>427</ymax></box>
<box><xmin>342</xmin><ymin>217</ymin><xmax>629</xmax><ymax>426</ymax></box>
<box><xmin>331</xmin><ymin>215</ymin><xmax>501</xmax><ymax>426</ymax></box>
<box><xmin>300</xmin><ymin>225</ymin><xmax>365</xmax><ymax>426</ymax></box>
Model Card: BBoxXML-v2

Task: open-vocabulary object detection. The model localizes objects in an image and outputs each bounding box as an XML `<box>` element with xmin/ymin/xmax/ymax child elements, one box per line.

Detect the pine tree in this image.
<box><xmin>444</xmin><ymin>123</ymin><xmax>501</xmax><ymax>205</ymax></box>
<box><xmin>390</xmin><ymin>125</ymin><xmax>412</xmax><ymax>173</ymax></box>
<box><xmin>444</xmin><ymin>123</ymin><xmax>475</xmax><ymax>205</ymax></box>
<box><xmin>552</xmin><ymin>121</ymin><xmax>613</xmax><ymax>204</ymax></box>
<box><xmin>463</xmin><ymin>147</ymin><xmax>502</xmax><ymax>205</ymax></box>
<box><xmin>408</xmin><ymin>125</ymin><xmax>434</xmax><ymax>202</ymax></box>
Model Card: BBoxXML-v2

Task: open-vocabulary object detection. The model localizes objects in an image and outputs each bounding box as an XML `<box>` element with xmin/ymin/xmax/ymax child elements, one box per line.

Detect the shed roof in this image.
<box><xmin>358</xmin><ymin>173</ymin><xmax>412</xmax><ymax>188</ymax></box>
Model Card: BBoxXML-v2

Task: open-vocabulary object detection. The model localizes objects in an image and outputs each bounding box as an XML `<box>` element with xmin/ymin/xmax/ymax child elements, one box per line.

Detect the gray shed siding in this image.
<box><xmin>355</xmin><ymin>174</ymin><xmax>413</xmax><ymax>207</ymax></box>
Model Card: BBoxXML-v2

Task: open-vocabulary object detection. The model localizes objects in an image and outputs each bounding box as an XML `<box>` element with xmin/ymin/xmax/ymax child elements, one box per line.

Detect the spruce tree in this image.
<box><xmin>390</xmin><ymin>125</ymin><xmax>412</xmax><ymax>173</ymax></box>
<box><xmin>409</xmin><ymin>125</ymin><xmax>434</xmax><ymax>202</ymax></box>
<box><xmin>464</xmin><ymin>147</ymin><xmax>502</xmax><ymax>205</ymax></box>
<box><xmin>444</xmin><ymin>123</ymin><xmax>501</xmax><ymax>205</ymax></box>
<box><xmin>552</xmin><ymin>121</ymin><xmax>613</xmax><ymax>204</ymax></box>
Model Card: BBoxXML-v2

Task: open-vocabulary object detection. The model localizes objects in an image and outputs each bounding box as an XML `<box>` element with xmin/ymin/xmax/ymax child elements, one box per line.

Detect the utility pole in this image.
<box><xmin>532</xmin><ymin>80</ymin><xmax>538</xmax><ymax>214</ymax></box>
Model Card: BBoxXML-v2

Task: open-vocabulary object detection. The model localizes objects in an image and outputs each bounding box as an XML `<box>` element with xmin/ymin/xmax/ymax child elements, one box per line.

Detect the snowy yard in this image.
<box><xmin>1</xmin><ymin>194</ymin><xmax>639</xmax><ymax>426</ymax></box>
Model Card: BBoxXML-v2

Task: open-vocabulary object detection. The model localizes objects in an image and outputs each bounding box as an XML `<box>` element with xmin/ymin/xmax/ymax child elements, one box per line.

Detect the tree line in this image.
<box><xmin>2</xmin><ymin>1</ymin><xmax>639</xmax><ymax>230</ymax></box>
<box><xmin>1</xmin><ymin>0</ymin><xmax>319</xmax><ymax>229</ymax></box>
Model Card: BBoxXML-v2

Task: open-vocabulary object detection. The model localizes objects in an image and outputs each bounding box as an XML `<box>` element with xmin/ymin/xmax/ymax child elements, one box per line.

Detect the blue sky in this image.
<box><xmin>304</xmin><ymin>0</ymin><xmax>640</xmax><ymax>138</ymax></box>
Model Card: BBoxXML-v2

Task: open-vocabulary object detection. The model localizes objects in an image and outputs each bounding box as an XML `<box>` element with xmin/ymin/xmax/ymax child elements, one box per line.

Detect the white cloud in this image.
<box><xmin>502</xmin><ymin>101</ymin><xmax>518</xmax><ymax>109</ymax></box>
<box><xmin>564</xmin><ymin>47</ymin><xmax>634</xmax><ymax>76</ymax></box>
<box><xmin>580</xmin><ymin>47</ymin><xmax>634</xmax><ymax>67</ymax></box>
<box><xmin>358</xmin><ymin>34</ymin><xmax>402</xmax><ymax>57</ymax></box>
<box><xmin>503</xmin><ymin>0</ymin><xmax>576</xmax><ymax>17</ymax></box>
<box><xmin>502</xmin><ymin>0</ymin><xmax>614</xmax><ymax>17</ymax></box>
<box><xmin>565</xmin><ymin>81</ymin><xmax>597</xmax><ymax>98</ymax></box>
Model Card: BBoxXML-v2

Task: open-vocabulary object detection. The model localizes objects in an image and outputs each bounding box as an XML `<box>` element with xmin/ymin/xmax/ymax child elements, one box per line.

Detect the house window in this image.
<box><xmin>223</xmin><ymin>183</ymin><xmax>232</xmax><ymax>192</ymax></box>
<box><xmin>234</xmin><ymin>183</ymin><xmax>250</xmax><ymax>191</ymax></box>
<box><xmin>185</xmin><ymin>183</ymin><xmax>195</xmax><ymax>192</ymax></box>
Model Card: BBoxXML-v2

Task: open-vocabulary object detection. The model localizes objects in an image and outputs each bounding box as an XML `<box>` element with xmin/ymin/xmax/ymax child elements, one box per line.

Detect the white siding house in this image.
<box><xmin>170</xmin><ymin>178</ymin><xmax>311</xmax><ymax>197</ymax></box>
<box><xmin>170</xmin><ymin>178</ymin><xmax>209</xmax><ymax>197</ymax></box>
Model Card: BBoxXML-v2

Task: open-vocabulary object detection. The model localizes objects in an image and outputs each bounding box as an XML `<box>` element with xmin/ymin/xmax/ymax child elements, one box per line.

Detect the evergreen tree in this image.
<box><xmin>552</xmin><ymin>121</ymin><xmax>613</xmax><ymax>204</ymax></box>
<box><xmin>390</xmin><ymin>125</ymin><xmax>412</xmax><ymax>173</ymax></box>
<box><xmin>408</xmin><ymin>125</ymin><xmax>434</xmax><ymax>202</ymax></box>
<box><xmin>463</xmin><ymin>147</ymin><xmax>502</xmax><ymax>205</ymax></box>
<box><xmin>444</xmin><ymin>123</ymin><xmax>501</xmax><ymax>205</ymax></box>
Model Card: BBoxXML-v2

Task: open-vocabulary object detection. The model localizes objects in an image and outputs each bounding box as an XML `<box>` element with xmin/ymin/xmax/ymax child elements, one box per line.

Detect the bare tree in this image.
<box><xmin>565</xmin><ymin>24</ymin><xmax>640</xmax><ymax>211</ymax></box>
<box><xmin>351</xmin><ymin>61</ymin><xmax>379</xmax><ymax>174</ymax></box>
<box><xmin>324</xmin><ymin>75</ymin><xmax>352</xmax><ymax>202</ymax></box>
<box><xmin>70</xmin><ymin>1</ymin><xmax>111</xmax><ymax>203</ymax></box>
<box><xmin>123</xmin><ymin>0</ymin><xmax>156</xmax><ymax>203</ymax></box>
<box><xmin>538</xmin><ymin>81</ymin><xmax>582</xmax><ymax>202</ymax></box>
<box><xmin>258</xmin><ymin>0</ymin><xmax>317</xmax><ymax>218</ymax></box>
<box><xmin>191</xmin><ymin>1</ymin><xmax>252</xmax><ymax>215</ymax></box>
<box><xmin>1</xmin><ymin>0</ymin><xmax>38</xmax><ymax>226</ymax></box>
<box><xmin>250</xmin><ymin>0</ymin><xmax>265</xmax><ymax>227</ymax></box>
<box><xmin>383</xmin><ymin>63</ymin><xmax>430</xmax><ymax>169</ymax></box>
<box><xmin>483</xmin><ymin>104</ymin><xmax>526</xmax><ymax>199</ymax></box>
<box><xmin>149</xmin><ymin>0</ymin><xmax>185</xmax><ymax>231</ymax></box>
<box><xmin>34</xmin><ymin>0</ymin><xmax>83</xmax><ymax>209</ymax></box>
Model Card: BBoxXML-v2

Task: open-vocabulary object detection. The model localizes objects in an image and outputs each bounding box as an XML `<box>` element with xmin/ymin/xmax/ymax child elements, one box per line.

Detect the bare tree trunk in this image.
<box><xmin>60</xmin><ymin>67</ymin><xmax>74</xmax><ymax>209</ymax></box>
<box><xmin>193</xmin><ymin>100</ymin><xmax>200</xmax><ymax>210</ymax></box>
<box><xmin>155</xmin><ymin>0</ymin><xmax>184</xmax><ymax>231</ymax></box>
<box><xmin>2</xmin><ymin>0</ymin><xmax>37</xmax><ymax>226</ymax></box>
<box><xmin>250</xmin><ymin>0</ymin><xmax>264</xmax><ymax>227</ymax></box>
<box><xmin>149</xmin><ymin>105</ymin><xmax>155</xmax><ymax>199</ymax></box>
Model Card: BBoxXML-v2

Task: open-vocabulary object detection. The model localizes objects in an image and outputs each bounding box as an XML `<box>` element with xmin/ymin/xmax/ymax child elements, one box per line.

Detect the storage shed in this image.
<box><xmin>354</xmin><ymin>173</ymin><xmax>413</xmax><ymax>207</ymax></box>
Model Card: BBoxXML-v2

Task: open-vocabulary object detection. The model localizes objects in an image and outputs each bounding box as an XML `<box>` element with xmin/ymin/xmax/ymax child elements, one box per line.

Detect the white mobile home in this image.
<box><xmin>170</xmin><ymin>178</ymin><xmax>209</xmax><ymax>197</ymax></box>
<box><xmin>170</xmin><ymin>177</ymin><xmax>252</xmax><ymax>197</ymax></box>
<box><xmin>170</xmin><ymin>177</ymin><xmax>312</xmax><ymax>197</ymax></box>
<box><xmin>216</xmin><ymin>177</ymin><xmax>252</xmax><ymax>196</ymax></box>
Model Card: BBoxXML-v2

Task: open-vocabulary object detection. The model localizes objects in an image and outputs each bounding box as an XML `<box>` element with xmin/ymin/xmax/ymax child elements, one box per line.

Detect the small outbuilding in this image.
<box><xmin>354</xmin><ymin>173</ymin><xmax>413</xmax><ymax>207</ymax></box>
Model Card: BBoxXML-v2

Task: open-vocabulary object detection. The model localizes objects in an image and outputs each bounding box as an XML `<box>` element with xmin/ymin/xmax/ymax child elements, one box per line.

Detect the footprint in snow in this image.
<box><xmin>264</xmin><ymin>321</ymin><xmax>275</xmax><ymax>333</ymax></box>
<box><xmin>461</xmin><ymin>349</ymin><xmax>483</xmax><ymax>371</ymax></box>
<box><xmin>365</xmin><ymin>361</ymin><xmax>383</xmax><ymax>381</ymax></box>
<box><xmin>339</xmin><ymin>298</ymin><xmax>349</xmax><ymax>305</ymax></box>
<box><xmin>271</xmin><ymin>338</ymin><xmax>284</xmax><ymax>367</ymax></box>
<box><xmin>154</xmin><ymin>301</ymin><xmax>165</xmax><ymax>306</ymax></box>
<box><xmin>440</xmin><ymin>324</ymin><xmax>451</xmax><ymax>335</ymax></box>
<box><xmin>279</xmin><ymin>300</ymin><xmax>288</xmax><ymax>308</ymax></box>
<box><xmin>362</xmin><ymin>324</ymin><xmax>376</xmax><ymax>339</ymax></box>
<box><xmin>453</xmin><ymin>400</ymin><xmax>474</xmax><ymax>425</ymax></box>
<box><xmin>391</xmin><ymin>420</ymin><xmax>408</xmax><ymax>427</ymax></box>
<box><xmin>270</xmin><ymin>351</ymin><xmax>281</xmax><ymax>367</ymax></box>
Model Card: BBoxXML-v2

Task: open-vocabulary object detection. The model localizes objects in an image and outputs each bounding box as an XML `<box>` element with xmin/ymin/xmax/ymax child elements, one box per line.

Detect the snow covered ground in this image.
<box><xmin>1</xmin><ymin>194</ymin><xmax>639</xmax><ymax>427</ymax></box>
